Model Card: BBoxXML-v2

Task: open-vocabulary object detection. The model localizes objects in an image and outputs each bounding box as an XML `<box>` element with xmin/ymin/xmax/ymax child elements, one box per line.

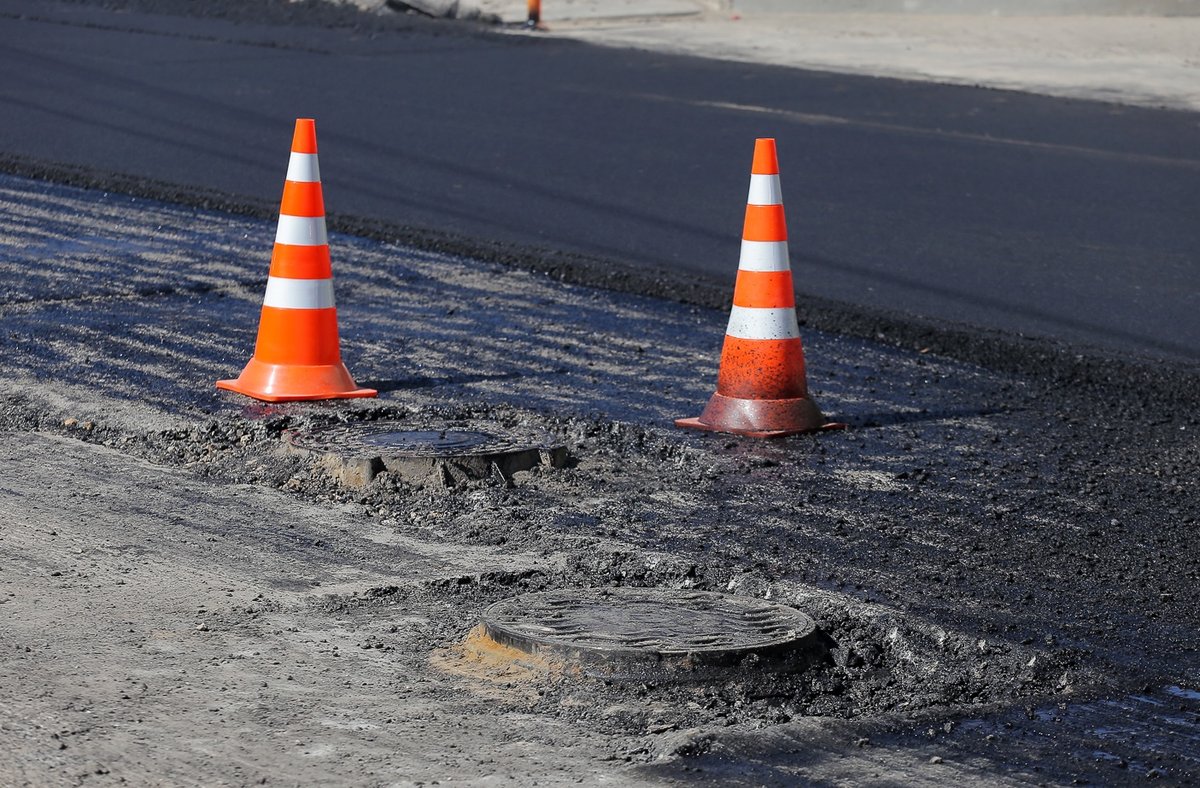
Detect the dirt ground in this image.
<box><xmin>0</xmin><ymin>171</ymin><xmax>1197</xmax><ymax>785</ymax></box>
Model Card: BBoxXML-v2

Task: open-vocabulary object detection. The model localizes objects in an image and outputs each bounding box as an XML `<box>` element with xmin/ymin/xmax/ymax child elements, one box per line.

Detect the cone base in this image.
<box><xmin>217</xmin><ymin>357</ymin><xmax>377</xmax><ymax>403</ymax></box>
<box><xmin>675</xmin><ymin>392</ymin><xmax>836</xmax><ymax>438</ymax></box>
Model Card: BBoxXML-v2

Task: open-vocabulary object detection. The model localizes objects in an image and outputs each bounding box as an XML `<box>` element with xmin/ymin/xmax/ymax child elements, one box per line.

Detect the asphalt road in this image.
<box><xmin>2</xmin><ymin>0</ymin><xmax>1198</xmax><ymax>363</ymax></box>
<box><xmin>3</xmin><ymin>3</ymin><xmax>1199</xmax><ymax>783</ymax></box>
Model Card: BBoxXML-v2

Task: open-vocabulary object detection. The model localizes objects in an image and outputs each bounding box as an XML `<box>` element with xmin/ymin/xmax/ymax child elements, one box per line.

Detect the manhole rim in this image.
<box><xmin>284</xmin><ymin>419</ymin><xmax>565</xmax><ymax>459</ymax></box>
<box><xmin>479</xmin><ymin>587</ymin><xmax>825</xmax><ymax>673</ymax></box>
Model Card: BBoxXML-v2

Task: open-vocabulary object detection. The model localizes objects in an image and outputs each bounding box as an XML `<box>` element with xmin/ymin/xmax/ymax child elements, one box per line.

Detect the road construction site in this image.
<box><xmin>1</xmin><ymin>0</ymin><xmax>1199</xmax><ymax>785</ymax></box>
<box><xmin>1</xmin><ymin>166</ymin><xmax>1198</xmax><ymax>784</ymax></box>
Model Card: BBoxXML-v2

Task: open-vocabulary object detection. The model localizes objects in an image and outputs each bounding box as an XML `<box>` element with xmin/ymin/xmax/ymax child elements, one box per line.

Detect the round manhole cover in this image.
<box><xmin>285</xmin><ymin>420</ymin><xmax>568</xmax><ymax>488</ymax></box>
<box><xmin>480</xmin><ymin>588</ymin><xmax>825</xmax><ymax>680</ymax></box>
<box><xmin>288</xmin><ymin>422</ymin><xmax>557</xmax><ymax>458</ymax></box>
<box><xmin>358</xmin><ymin>429</ymin><xmax>495</xmax><ymax>455</ymax></box>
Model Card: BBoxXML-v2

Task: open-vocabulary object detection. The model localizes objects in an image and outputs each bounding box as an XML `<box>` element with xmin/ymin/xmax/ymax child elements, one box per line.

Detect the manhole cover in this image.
<box><xmin>359</xmin><ymin>430</ymin><xmax>493</xmax><ymax>454</ymax></box>
<box><xmin>479</xmin><ymin>588</ymin><xmax>826</xmax><ymax>680</ymax></box>
<box><xmin>285</xmin><ymin>420</ymin><xmax>568</xmax><ymax>488</ymax></box>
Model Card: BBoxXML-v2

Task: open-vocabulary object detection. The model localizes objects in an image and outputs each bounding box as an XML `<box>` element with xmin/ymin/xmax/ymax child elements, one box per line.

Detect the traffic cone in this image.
<box><xmin>217</xmin><ymin>119</ymin><xmax>376</xmax><ymax>403</ymax></box>
<box><xmin>675</xmin><ymin>138</ymin><xmax>834</xmax><ymax>438</ymax></box>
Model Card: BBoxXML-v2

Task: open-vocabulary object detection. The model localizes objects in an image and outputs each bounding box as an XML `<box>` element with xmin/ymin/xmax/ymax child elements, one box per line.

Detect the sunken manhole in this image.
<box><xmin>285</xmin><ymin>420</ymin><xmax>568</xmax><ymax>488</ymax></box>
<box><xmin>478</xmin><ymin>587</ymin><xmax>826</xmax><ymax>681</ymax></box>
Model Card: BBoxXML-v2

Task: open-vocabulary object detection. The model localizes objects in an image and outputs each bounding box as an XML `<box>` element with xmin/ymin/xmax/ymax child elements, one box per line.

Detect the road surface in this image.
<box><xmin>1</xmin><ymin>2</ymin><xmax>1198</xmax><ymax>784</ymax></box>
<box><xmin>1</xmin><ymin>0</ymin><xmax>1198</xmax><ymax>362</ymax></box>
<box><xmin>0</xmin><ymin>169</ymin><xmax>1197</xmax><ymax>786</ymax></box>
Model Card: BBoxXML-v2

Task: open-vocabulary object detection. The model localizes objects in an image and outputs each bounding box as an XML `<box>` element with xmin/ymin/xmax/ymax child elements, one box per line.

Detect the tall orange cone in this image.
<box><xmin>217</xmin><ymin>119</ymin><xmax>376</xmax><ymax>403</ymax></box>
<box><xmin>676</xmin><ymin>138</ymin><xmax>834</xmax><ymax>438</ymax></box>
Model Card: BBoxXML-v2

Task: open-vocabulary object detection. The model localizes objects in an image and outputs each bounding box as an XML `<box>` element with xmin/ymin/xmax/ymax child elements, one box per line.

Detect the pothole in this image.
<box><xmin>473</xmin><ymin>587</ymin><xmax>827</xmax><ymax>682</ymax></box>
<box><xmin>284</xmin><ymin>419</ymin><xmax>569</xmax><ymax>488</ymax></box>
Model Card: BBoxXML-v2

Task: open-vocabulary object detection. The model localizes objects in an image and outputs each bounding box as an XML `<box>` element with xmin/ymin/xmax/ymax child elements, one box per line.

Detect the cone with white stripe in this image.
<box><xmin>217</xmin><ymin>119</ymin><xmax>376</xmax><ymax>402</ymax></box>
<box><xmin>676</xmin><ymin>138</ymin><xmax>832</xmax><ymax>438</ymax></box>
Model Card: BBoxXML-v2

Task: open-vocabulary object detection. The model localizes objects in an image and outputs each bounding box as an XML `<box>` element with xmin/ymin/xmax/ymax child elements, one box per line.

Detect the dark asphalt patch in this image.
<box><xmin>0</xmin><ymin>175</ymin><xmax>256</xmax><ymax>303</ymax></box>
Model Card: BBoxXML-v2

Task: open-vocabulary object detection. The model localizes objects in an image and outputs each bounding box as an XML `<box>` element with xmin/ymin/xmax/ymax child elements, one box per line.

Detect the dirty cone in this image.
<box><xmin>676</xmin><ymin>138</ymin><xmax>834</xmax><ymax>438</ymax></box>
<box><xmin>217</xmin><ymin>119</ymin><xmax>376</xmax><ymax>403</ymax></box>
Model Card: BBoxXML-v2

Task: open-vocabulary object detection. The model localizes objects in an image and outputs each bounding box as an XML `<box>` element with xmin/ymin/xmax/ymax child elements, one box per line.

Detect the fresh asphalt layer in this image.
<box><xmin>0</xmin><ymin>173</ymin><xmax>1197</xmax><ymax>785</ymax></box>
<box><xmin>1</xmin><ymin>0</ymin><xmax>1199</xmax><ymax>365</ymax></box>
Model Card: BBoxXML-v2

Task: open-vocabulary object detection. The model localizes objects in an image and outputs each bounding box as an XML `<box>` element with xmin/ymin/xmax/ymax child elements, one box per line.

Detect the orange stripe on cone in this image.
<box><xmin>216</xmin><ymin>118</ymin><xmax>375</xmax><ymax>403</ymax></box>
<box><xmin>716</xmin><ymin>336</ymin><xmax>808</xmax><ymax>400</ymax></box>
<box><xmin>280</xmin><ymin>180</ymin><xmax>325</xmax><ymax>217</ymax></box>
<box><xmin>253</xmin><ymin>307</ymin><xmax>342</xmax><ymax>366</ymax></box>
<box><xmin>742</xmin><ymin>204</ymin><xmax>787</xmax><ymax>242</ymax></box>
<box><xmin>676</xmin><ymin>137</ymin><xmax>836</xmax><ymax>438</ymax></box>
<box><xmin>269</xmin><ymin>243</ymin><xmax>332</xmax><ymax>280</ymax></box>
<box><xmin>732</xmin><ymin>270</ymin><xmax>795</xmax><ymax>309</ymax></box>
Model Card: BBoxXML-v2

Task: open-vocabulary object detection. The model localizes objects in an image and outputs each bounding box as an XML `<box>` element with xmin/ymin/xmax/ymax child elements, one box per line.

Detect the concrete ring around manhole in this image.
<box><xmin>474</xmin><ymin>587</ymin><xmax>827</xmax><ymax>682</ymax></box>
<box><xmin>284</xmin><ymin>420</ymin><xmax>568</xmax><ymax>488</ymax></box>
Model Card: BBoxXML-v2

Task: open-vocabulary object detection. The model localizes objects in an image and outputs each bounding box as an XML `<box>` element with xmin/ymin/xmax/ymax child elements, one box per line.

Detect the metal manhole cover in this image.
<box><xmin>358</xmin><ymin>429</ymin><xmax>494</xmax><ymax>454</ymax></box>
<box><xmin>285</xmin><ymin>420</ymin><xmax>568</xmax><ymax>488</ymax></box>
<box><xmin>479</xmin><ymin>588</ymin><xmax>826</xmax><ymax>680</ymax></box>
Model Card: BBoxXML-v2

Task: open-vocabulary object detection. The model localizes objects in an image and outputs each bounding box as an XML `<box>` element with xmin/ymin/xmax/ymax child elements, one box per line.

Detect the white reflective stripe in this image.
<box><xmin>262</xmin><ymin>277</ymin><xmax>335</xmax><ymax>310</ymax></box>
<box><xmin>725</xmin><ymin>305</ymin><xmax>800</xmax><ymax>340</ymax></box>
<box><xmin>747</xmin><ymin>173</ymin><xmax>782</xmax><ymax>206</ymax></box>
<box><xmin>275</xmin><ymin>214</ymin><xmax>328</xmax><ymax>246</ymax></box>
<box><xmin>738</xmin><ymin>240</ymin><xmax>790</xmax><ymax>272</ymax></box>
<box><xmin>286</xmin><ymin>152</ymin><xmax>321</xmax><ymax>183</ymax></box>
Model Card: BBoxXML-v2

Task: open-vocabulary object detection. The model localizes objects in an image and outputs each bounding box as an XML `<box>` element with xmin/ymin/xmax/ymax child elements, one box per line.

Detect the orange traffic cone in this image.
<box><xmin>217</xmin><ymin>119</ymin><xmax>376</xmax><ymax>403</ymax></box>
<box><xmin>676</xmin><ymin>138</ymin><xmax>834</xmax><ymax>438</ymax></box>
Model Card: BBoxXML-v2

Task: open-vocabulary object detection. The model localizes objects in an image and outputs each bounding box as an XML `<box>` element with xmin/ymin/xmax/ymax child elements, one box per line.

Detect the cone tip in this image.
<box><xmin>292</xmin><ymin>118</ymin><xmax>318</xmax><ymax>154</ymax></box>
<box><xmin>751</xmin><ymin>138</ymin><xmax>779</xmax><ymax>175</ymax></box>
